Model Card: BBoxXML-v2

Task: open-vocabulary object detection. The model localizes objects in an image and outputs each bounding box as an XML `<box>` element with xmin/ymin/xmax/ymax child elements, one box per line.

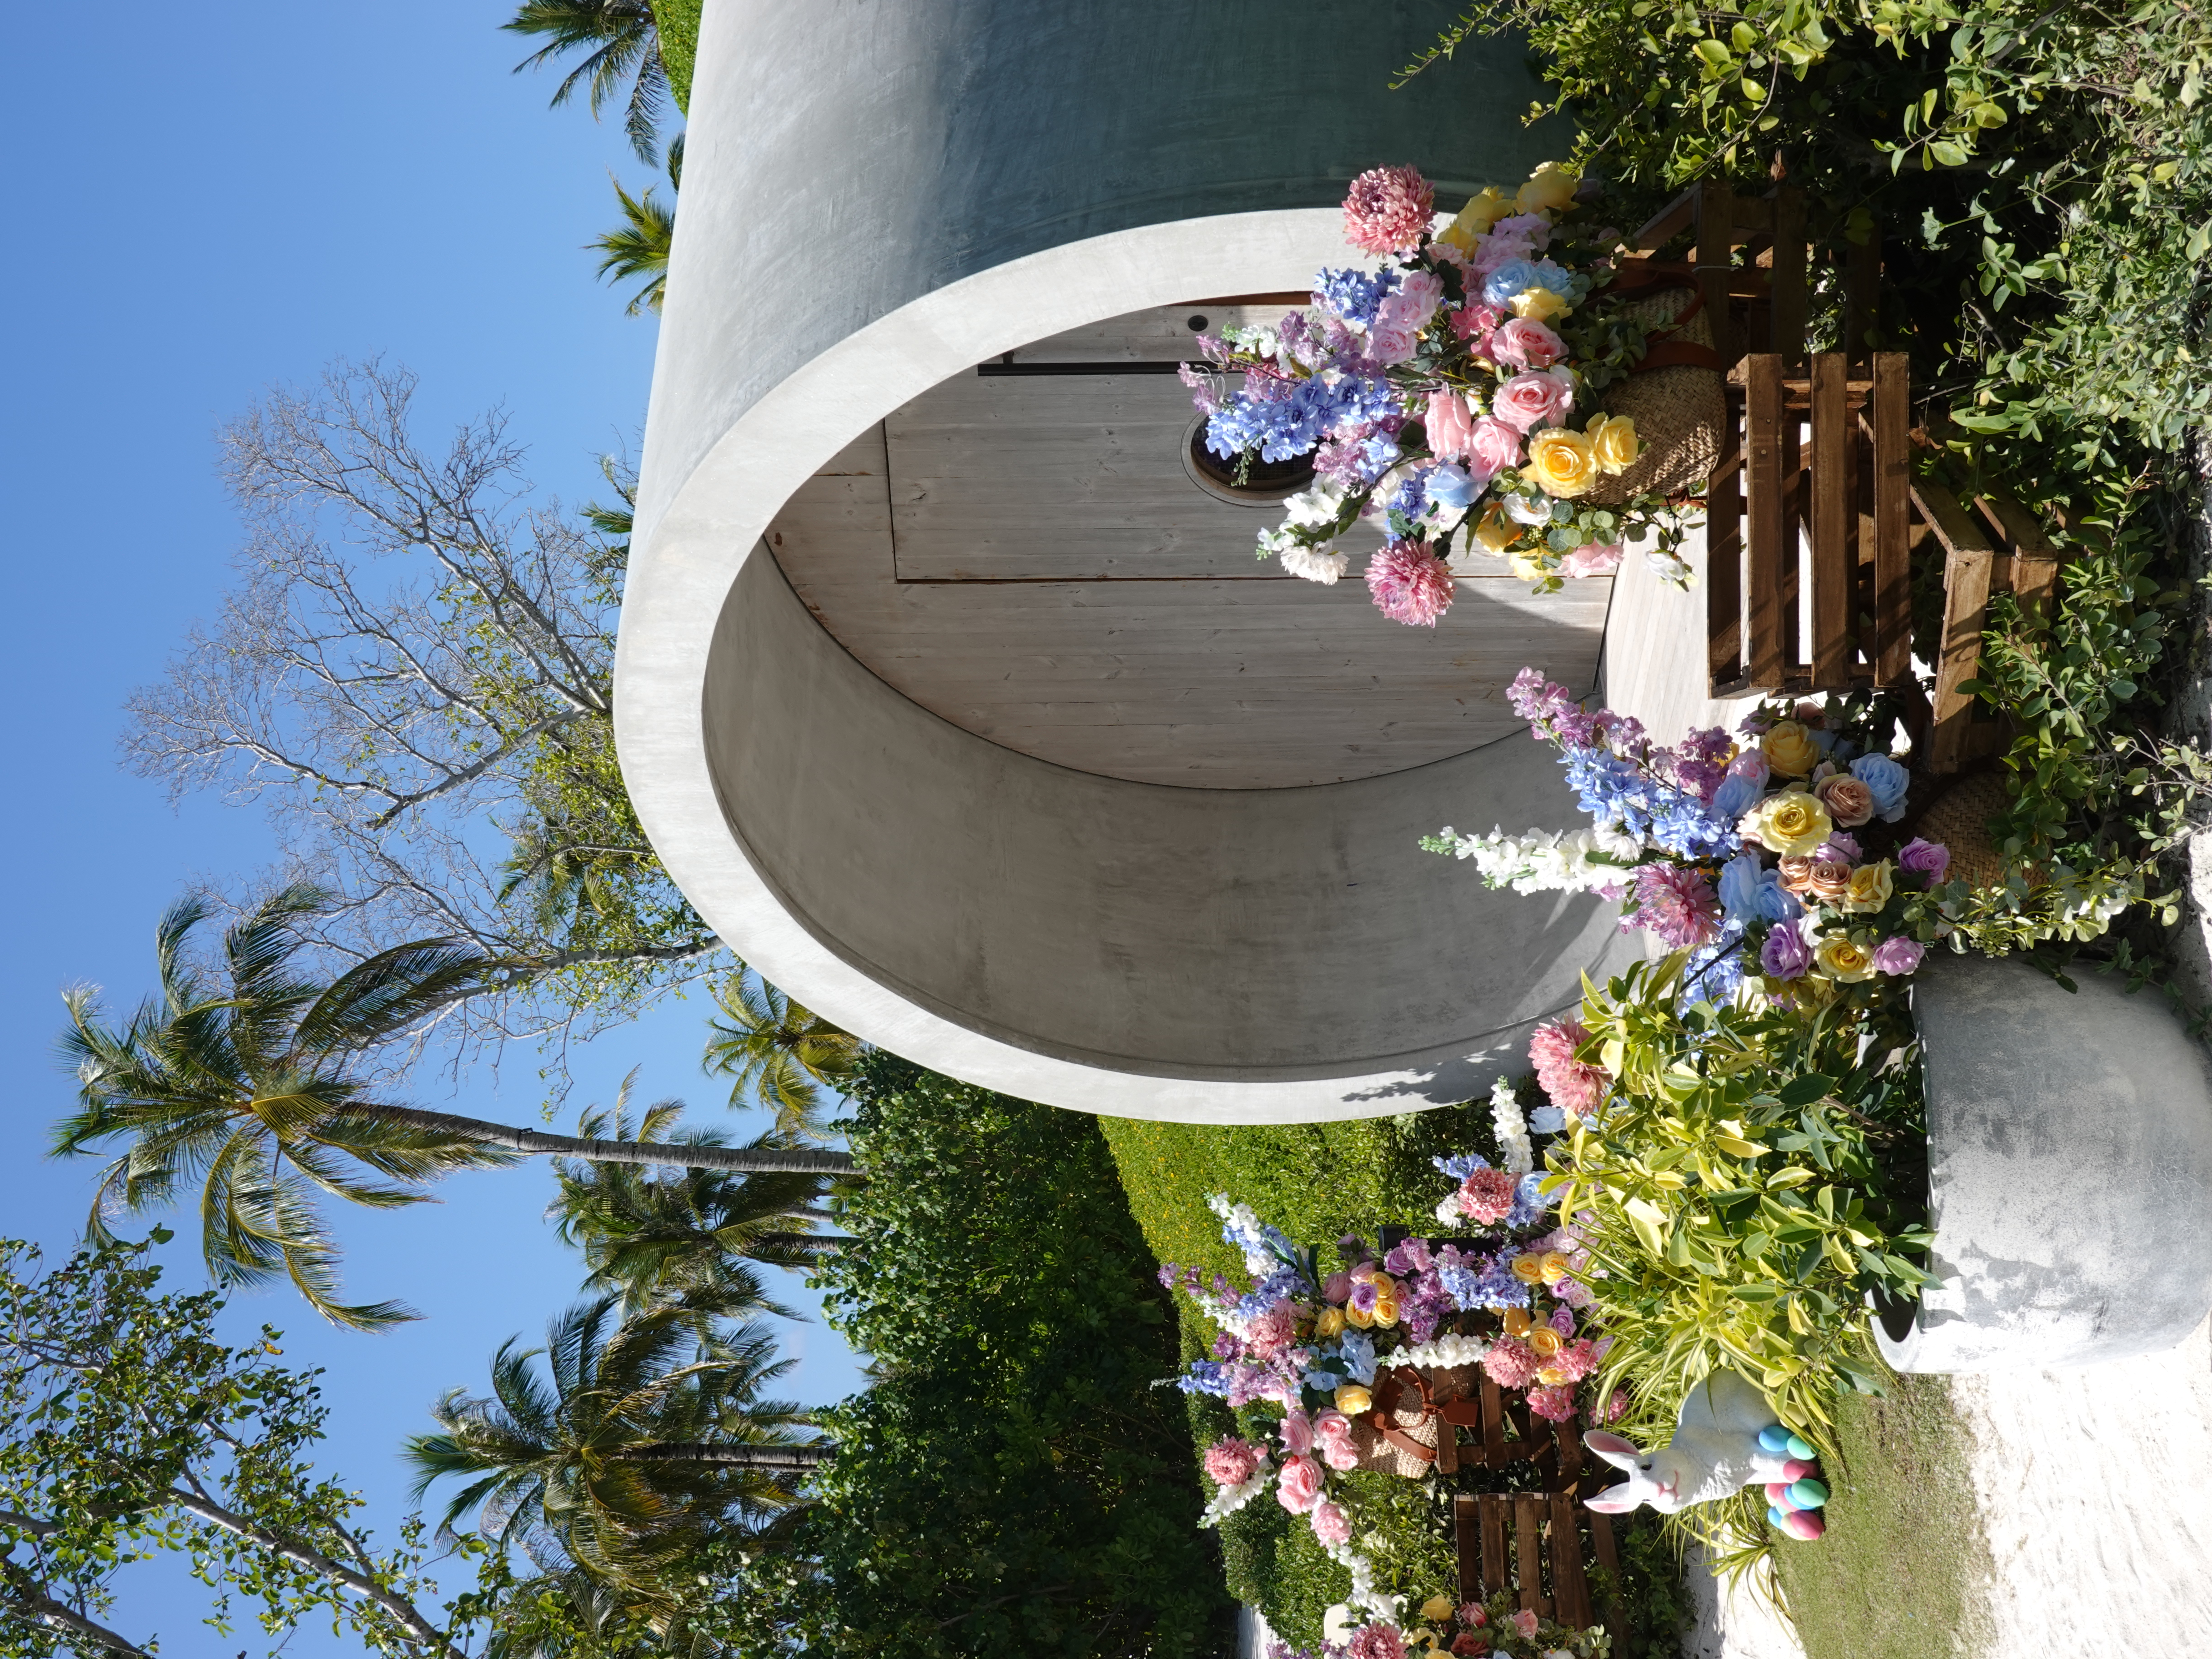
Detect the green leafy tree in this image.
<box><xmin>590</xmin><ymin>174</ymin><xmax>675</xmax><ymax>316</ymax></box>
<box><xmin>549</xmin><ymin>1094</ymin><xmax>849</xmax><ymax>1312</ymax></box>
<box><xmin>407</xmin><ymin>1297</ymin><xmax>824</xmax><ymax>1602</ymax></box>
<box><xmin>728</xmin><ymin>1057</ymin><xmax>1234</xmax><ymax>1659</ymax></box>
<box><xmin>55</xmin><ymin>888</ymin><xmax>855</xmax><ymax>1331</ymax></box>
<box><xmin>0</xmin><ymin>1237</ymin><xmax>489</xmax><ymax>1657</ymax></box>
<box><xmin>505</xmin><ymin>0</ymin><xmax>669</xmax><ymax>162</ymax></box>
<box><xmin>703</xmin><ymin>974</ymin><xmax>864</xmax><ymax>1142</ymax></box>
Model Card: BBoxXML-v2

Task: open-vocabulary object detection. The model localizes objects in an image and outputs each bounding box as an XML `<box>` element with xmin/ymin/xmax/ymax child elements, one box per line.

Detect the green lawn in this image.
<box><xmin>650</xmin><ymin>0</ymin><xmax>700</xmax><ymax>112</ymax></box>
<box><xmin>1770</xmin><ymin>1369</ymin><xmax>1992</xmax><ymax>1659</ymax></box>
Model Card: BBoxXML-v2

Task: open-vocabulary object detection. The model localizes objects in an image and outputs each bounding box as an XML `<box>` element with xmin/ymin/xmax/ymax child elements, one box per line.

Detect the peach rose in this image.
<box><xmin>1778</xmin><ymin>855</ymin><xmax>1817</xmax><ymax>895</ymax></box>
<box><xmin>1814</xmin><ymin>772</ymin><xmax>1876</xmax><ymax>828</ymax></box>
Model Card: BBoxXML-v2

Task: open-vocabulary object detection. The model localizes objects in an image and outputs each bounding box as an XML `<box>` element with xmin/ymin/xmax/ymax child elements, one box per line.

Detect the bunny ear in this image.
<box><xmin>1582</xmin><ymin>1482</ymin><xmax>1647</xmax><ymax>1514</ymax></box>
<box><xmin>1583</xmin><ymin>1430</ymin><xmax>1644</xmax><ymax>1470</ymax></box>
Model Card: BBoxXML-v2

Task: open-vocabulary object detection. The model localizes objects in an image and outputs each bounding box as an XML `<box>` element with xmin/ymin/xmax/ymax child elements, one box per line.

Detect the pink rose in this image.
<box><xmin>1559</xmin><ymin>541</ymin><xmax>1623</xmax><ymax>578</ymax></box>
<box><xmin>1873</xmin><ymin>936</ymin><xmax>1926</xmax><ymax>976</ymax></box>
<box><xmin>1493</xmin><ymin>368</ymin><xmax>1574</xmax><ymax>433</ymax></box>
<box><xmin>1728</xmin><ymin>748</ymin><xmax>1771</xmax><ymax>785</ymax></box>
<box><xmin>1309</xmin><ymin>1499</ymin><xmax>1352</xmax><ymax>1546</ymax></box>
<box><xmin>1278</xmin><ymin>1410</ymin><xmax>1315</xmax><ymax>1456</ymax></box>
<box><xmin>1203</xmin><ymin>1436</ymin><xmax>1262</xmax><ymax>1488</ymax></box>
<box><xmin>1388</xmin><ymin>269</ymin><xmax>1444</xmax><ymax>329</ymax></box>
<box><xmin>1472</xmin><ymin>231</ymin><xmax>1537</xmax><ymax>276</ymax></box>
<box><xmin>1491</xmin><ymin>316</ymin><xmax>1566</xmax><ymax>371</ymax></box>
<box><xmin>1321</xmin><ymin>1270</ymin><xmax>1352</xmax><ymax>1304</ymax></box>
<box><xmin>1458</xmin><ymin>1603</ymin><xmax>1487</xmax><ymax>1628</ymax></box>
<box><xmin>1313</xmin><ymin>1410</ymin><xmax>1360</xmax><ymax>1471</ymax></box>
<box><xmin>1274</xmin><ymin>1453</ymin><xmax>1324</xmax><ymax>1514</ymax></box>
<box><xmin>1426</xmin><ymin>388</ymin><xmax>1477</xmax><ymax>463</ymax></box>
<box><xmin>1369</xmin><ymin>318</ymin><xmax>1419</xmax><ymax>364</ymax></box>
<box><xmin>1468</xmin><ymin>414</ymin><xmax>1525</xmax><ymax>474</ymax></box>
<box><xmin>1511</xmin><ymin>1609</ymin><xmax>1539</xmax><ymax>1639</ymax></box>
<box><xmin>1450</xmin><ymin>302</ymin><xmax>1504</xmax><ymax>344</ymax></box>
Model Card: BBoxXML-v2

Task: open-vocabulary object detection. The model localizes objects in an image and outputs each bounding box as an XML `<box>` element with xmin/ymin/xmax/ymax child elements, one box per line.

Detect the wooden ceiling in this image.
<box><xmin>762</xmin><ymin>304</ymin><xmax>1611</xmax><ymax>790</ymax></box>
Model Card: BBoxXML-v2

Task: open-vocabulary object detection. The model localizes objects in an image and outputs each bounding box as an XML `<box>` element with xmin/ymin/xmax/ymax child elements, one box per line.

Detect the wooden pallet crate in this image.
<box><xmin>1449</xmin><ymin>1409</ymin><xmax>1636</xmax><ymax>1647</ymax></box>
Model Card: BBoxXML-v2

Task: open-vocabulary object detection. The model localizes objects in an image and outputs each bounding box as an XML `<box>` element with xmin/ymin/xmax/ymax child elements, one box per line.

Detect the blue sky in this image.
<box><xmin>2</xmin><ymin>2</ymin><xmax>861</xmax><ymax>1647</ymax></box>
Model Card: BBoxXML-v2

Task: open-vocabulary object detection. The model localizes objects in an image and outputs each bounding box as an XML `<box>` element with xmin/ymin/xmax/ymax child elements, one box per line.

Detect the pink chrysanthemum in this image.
<box><xmin>1482</xmin><ymin>1337</ymin><xmax>1540</xmax><ymax>1390</ymax></box>
<box><xmin>1366</xmin><ymin>541</ymin><xmax>1455</xmax><ymax>626</ymax></box>
<box><xmin>1457</xmin><ymin>1167</ymin><xmax>1519</xmax><ymax>1224</ymax></box>
<box><xmin>1342</xmin><ymin>165</ymin><xmax>1435</xmax><ymax>256</ymax></box>
<box><xmin>1529</xmin><ymin>1019</ymin><xmax>1609</xmax><ymax>1119</ymax></box>
<box><xmin>1527</xmin><ymin>1383</ymin><xmax>1579</xmax><ymax>1422</ymax></box>
<box><xmin>1347</xmin><ymin>1622</ymin><xmax>1408</xmax><ymax>1659</ymax></box>
<box><xmin>1244</xmin><ymin>1299</ymin><xmax>1297</xmax><ymax>1359</ymax></box>
<box><xmin>1628</xmin><ymin>863</ymin><xmax>1723</xmax><ymax>950</ymax></box>
<box><xmin>1550</xmin><ymin>1337</ymin><xmax>1603</xmax><ymax>1383</ymax></box>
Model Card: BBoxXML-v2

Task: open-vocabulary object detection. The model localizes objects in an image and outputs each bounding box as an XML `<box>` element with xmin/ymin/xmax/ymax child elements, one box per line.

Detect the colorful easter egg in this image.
<box><xmin>1784</xmin><ymin>1433</ymin><xmax>1815</xmax><ymax>1461</ymax></box>
<box><xmin>1781</xmin><ymin>1458</ymin><xmax>1814</xmax><ymax>1481</ymax></box>
<box><xmin>1788</xmin><ymin>1478</ymin><xmax>1830</xmax><ymax>1509</ymax></box>
<box><xmin>1768</xmin><ymin>1504</ymin><xmax>1790</xmax><ymax>1529</ymax></box>
<box><xmin>1780</xmin><ymin>1508</ymin><xmax>1825</xmax><ymax>1541</ymax></box>
<box><xmin>1764</xmin><ymin>1482</ymin><xmax>1795</xmax><ymax>1508</ymax></box>
<box><xmin>1757</xmin><ymin>1426</ymin><xmax>1792</xmax><ymax>1454</ymax></box>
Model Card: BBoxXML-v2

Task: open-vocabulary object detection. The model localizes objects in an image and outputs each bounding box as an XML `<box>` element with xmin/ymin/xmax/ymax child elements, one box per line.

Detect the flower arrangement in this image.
<box><xmin>1268</xmin><ymin>1592</ymin><xmax>1609</xmax><ymax>1659</ymax></box>
<box><xmin>1161</xmin><ymin>1095</ymin><xmax>1626</xmax><ymax>1614</ymax></box>
<box><xmin>1181</xmin><ymin>161</ymin><xmax>1709</xmax><ymax>625</ymax></box>
<box><xmin>1425</xmin><ymin>669</ymin><xmax>1961</xmax><ymax>1009</ymax></box>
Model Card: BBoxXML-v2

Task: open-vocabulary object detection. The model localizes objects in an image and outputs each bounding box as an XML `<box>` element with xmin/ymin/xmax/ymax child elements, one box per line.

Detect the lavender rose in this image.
<box><xmin>1760</xmin><ymin>920</ymin><xmax>1815</xmax><ymax>980</ymax></box>
<box><xmin>1898</xmin><ymin>837</ymin><xmax>1951</xmax><ymax>884</ymax></box>
<box><xmin>1872</xmin><ymin>936</ymin><xmax>1927</xmax><ymax>976</ymax></box>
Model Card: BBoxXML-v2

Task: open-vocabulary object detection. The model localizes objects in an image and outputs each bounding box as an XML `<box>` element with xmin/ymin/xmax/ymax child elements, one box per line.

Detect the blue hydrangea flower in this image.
<box><xmin>1335</xmin><ymin>1330</ymin><xmax>1378</xmax><ymax>1386</ymax></box>
<box><xmin>1205</xmin><ymin>372</ymin><xmax>1399</xmax><ymax>463</ymax></box>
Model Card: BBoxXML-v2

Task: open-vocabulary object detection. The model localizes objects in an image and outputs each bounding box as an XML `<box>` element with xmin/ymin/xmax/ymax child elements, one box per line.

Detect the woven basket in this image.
<box><xmin>1348</xmin><ymin>1364</ymin><xmax>1481</xmax><ymax>1478</ymax></box>
<box><xmin>1910</xmin><ymin>771</ymin><xmax>2016</xmax><ymax>889</ymax></box>
<box><xmin>1584</xmin><ymin>289</ymin><xmax>1725</xmax><ymax>505</ymax></box>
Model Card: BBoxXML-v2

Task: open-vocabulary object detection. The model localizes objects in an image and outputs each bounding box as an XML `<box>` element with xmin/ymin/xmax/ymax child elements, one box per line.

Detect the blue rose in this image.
<box><xmin>1850</xmin><ymin>753</ymin><xmax>1911</xmax><ymax>821</ymax></box>
<box><xmin>1424</xmin><ymin>461</ymin><xmax>1475</xmax><ymax>512</ymax></box>
<box><xmin>1717</xmin><ymin>853</ymin><xmax>1766</xmax><ymax>921</ymax></box>
<box><xmin>1481</xmin><ymin>259</ymin><xmax>1542</xmax><ymax>307</ymax></box>
<box><xmin>1755</xmin><ymin>878</ymin><xmax>1804</xmax><ymax>923</ymax></box>
<box><xmin>1528</xmin><ymin>1105</ymin><xmax>1568</xmax><ymax>1134</ymax></box>
<box><xmin>1711</xmin><ymin>774</ymin><xmax>1762</xmax><ymax>821</ymax></box>
<box><xmin>1529</xmin><ymin>259</ymin><xmax>1575</xmax><ymax>294</ymax></box>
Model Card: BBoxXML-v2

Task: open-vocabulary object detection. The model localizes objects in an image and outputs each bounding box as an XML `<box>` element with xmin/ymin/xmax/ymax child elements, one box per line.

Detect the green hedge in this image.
<box><xmin>649</xmin><ymin>0</ymin><xmax>699</xmax><ymax>113</ymax></box>
<box><xmin>737</xmin><ymin>1057</ymin><xmax>1234</xmax><ymax>1658</ymax></box>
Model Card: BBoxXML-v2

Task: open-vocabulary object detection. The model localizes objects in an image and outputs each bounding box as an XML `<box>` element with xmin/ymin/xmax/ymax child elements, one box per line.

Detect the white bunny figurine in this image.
<box><xmin>1582</xmin><ymin>1369</ymin><xmax>1796</xmax><ymax>1514</ymax></box>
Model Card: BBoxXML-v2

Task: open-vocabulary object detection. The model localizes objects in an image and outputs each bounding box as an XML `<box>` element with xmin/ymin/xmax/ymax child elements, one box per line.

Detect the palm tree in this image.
<box><xmin>549</xmin><ymin>1094</ymin><xmax>851</xmax><ymax>1316</ymax></box>
<box><xmin>406</xmin><ymin>1297</ymin><xmax>827</xmax><ymax>1591</ymax></box>
<box><xmin>590</xmin><ymin>172</ymin><xmax>675</xmax><ymax>316</ymax></box>
<box><xmin>55</xmin><ymin>888</ymin><xmax>855</xmax><ymax>1330</ymax></box>
<box><xmin>704</xmin><ymin>973</ymin><xmax>865</xmax><ymax>1141</ymax></box>
<box><xmin>505</xmin><ymin>0</ymin><xmax>667</xmax><ymax>162</ymax></box>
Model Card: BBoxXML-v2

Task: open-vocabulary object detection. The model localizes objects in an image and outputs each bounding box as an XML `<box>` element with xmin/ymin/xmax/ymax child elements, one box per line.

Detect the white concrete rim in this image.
<box><xmin>618</xmin><ymin>207</ymin><xmax>1585</xmax><ymax>1122</ymax></box>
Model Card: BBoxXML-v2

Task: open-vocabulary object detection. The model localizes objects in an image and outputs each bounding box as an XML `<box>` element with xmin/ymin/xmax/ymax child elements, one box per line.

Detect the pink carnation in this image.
<box><xmin>1529</xmin><ymin>1019</ymin><xmax>1609</xmax><ymax>1119</ymax></box>
<box><xmin>1527</xmin><ymin>1383</ymin><xmax>1579</xmax><ymax>1422</ymax></box>
<box><xmin>1559</xmin><ymin>541</ymin><xmax>1623</xmax><ymax>578</ymax></box>
<box><xmin>1493</xmin><ymin>368</ymin><xmax>1575</xmax><ymax>433</ymax></box>
<box><xmin>1203</xmin><ymin>1436</ymin><xmax>1262</xmax><ymax>1488</ymax></box>
<box><xmin>1310</xmin><ymin>1498</ymin><xmax>1352</xmax><ymax>1546</ymax></box>
<box><xmin>1426</xmin><ymin>388</ymin><xmax>1478</xmax><ymax>465</ymax></box>
<box><xmin>1274</xmin><ymin>1453</ymin><xmax>1324</xmax><ymax>1514</ymax></box>
<box><xmin>1366</xmin><ymin>541</ymin><xmax>1456</xmax><ymax>627</ymax></box>
<box><xmin>1348</xmin><ymin>1622</ymin><xmax>1408</xmax><ymax>1659</ymax></box>
<box><xmin>1491</xmin><ymin>316</ymin><xmax>1566</xmax><ymax>372</ymax></box>
<box><xmin>1342</xmin><ymin>165</ymin><xmax>1435</xmax><ymax>256</ymax></box>
<box><xmin>1483</xmin><ymin>1337</ymin><xmax>1539</xmax><ymax>1390</ymax></box>
<box><xmin>1457</xmin><ymin>1167</ymin><xmax>1519</xmax><ymax>1224</ymax></box>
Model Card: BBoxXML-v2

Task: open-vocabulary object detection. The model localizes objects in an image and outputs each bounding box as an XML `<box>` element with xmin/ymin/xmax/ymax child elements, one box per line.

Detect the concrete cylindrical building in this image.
<box><xmin>616</xmin><ymin>0</ymin><xmax>1639</xmax><ymax>1122</ymax></box>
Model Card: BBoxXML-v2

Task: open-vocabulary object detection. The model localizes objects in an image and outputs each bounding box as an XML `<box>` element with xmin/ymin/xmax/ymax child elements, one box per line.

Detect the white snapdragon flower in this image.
<box><xmin>1433</xmin><ymin>825</ymin><xmax>1640</xmax><ymax>895</ymax></box>
<box><xmin>1280</xmin><ymin>478</ymin><xmax>1350</xmax><ymax>528</ymax></box>
<box><xmin>1492</xmin><ymin>1076</ymin><xmax>1534</xmax><ymax>1175</ymax></box>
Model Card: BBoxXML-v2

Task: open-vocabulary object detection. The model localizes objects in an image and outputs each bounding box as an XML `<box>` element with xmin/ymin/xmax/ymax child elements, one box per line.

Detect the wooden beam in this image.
<box><xmin>1746</xmin><ymin>356</ymin><xmax>1787</xmax><ymax>686</ymax></box>
<box><xmin>1871</xmin><ymin>354</ymin><xmax>1912</xmax><ymax>684</ymax></box>
<box><xmin>1708</xmin><ymin>388</ymin><xmax>1746</xmax><ymax>692</ymax></box>
<box><xmin>1630</xmin><ymin>185</ymin><xmax>1700</xmax><ymax>255</ymax></box>
<box><xmin>1931</xmin><ymin>547</ymin><xmax>1993</xmax><ymax>774</ymax></box>
<box><xmin>1977</xmin><ymin>493</ymin><xmax>2064</xmax><ymax>627</ymax></box>
<box><xmin>1515</xmin><ymin>1494</ymin><xmax>1547</xmax><ymax>1614</ymax></box>
<box><xmin>1455</xmin><ymin>1495</ymin><xmax>1480</xmax><ymax>1601</ymax></box>
<box><xmin>1481</xmin><ymin>1494</ymin><xmax>1509</xmax><ymax>1597</ymax></box>
<box><xmin>1910</xmin><ymin>479</ymin><xmax>1997</xmax><ymax>560</ymax></box>
<box><xmin>1481</xmin><ymin>1376</ymin><xmax>1508</xmax><ymax>1467</ymax></box>
<box><xmin>1769</xmin><ymin>187</ymin><xmax>1808</xmax><ymax>367</ymax></box>
<box><xmin>1810</xmin><ymin>354</ymin><xmax>1855</xmax><ymax>684</ymax></box>
<box><xmin>1549</xmin><ymin>1492</ymin><xmax>1594</xmax><ymax>1629</ymax></box>
<box><xmin>1698</xmin><ymin>181</ymin><xmax>1739</xmax><ymax>367</ymax></box>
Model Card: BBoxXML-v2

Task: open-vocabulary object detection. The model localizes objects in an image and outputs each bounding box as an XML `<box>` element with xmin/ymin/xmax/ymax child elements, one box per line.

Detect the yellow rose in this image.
<box><xmin>1345</xmin><ymin>1302</ymin><xmax>1374</xmax><ymax>1329</ymax></box>
<box><xmin>1528</xmin><ymin>1327</ymin><xmax>1564</xmax><ymax>1357</ymax></box>
<box><xmin>1372</xmin><ymin>1297</ymin><xmax>1400</xmax><ymax>1328</ymax></box>
<box><xmin>1528</xmin><ymin>427</ymin><xmax>1598</xmax><ymax>498</ymax></box>
<box><xmin>1502</xmin><ymin>1307</ymin><xmax>1534</xmax><ymax>1337</ymax></box>
<box><xmin>1421</xmin><ymin>1594</ymin><xmax>1457</xmax><ymax>1624</ymax></box>
<box><xmin>1511</xmin><ymin>1253</ymin><xmax>1548</xmax><ymax>1284</ymax></box>
<box><xmin>1539</xmin><ymin>1251</ymin><xmax>1572</xmax><ymax>1285</ymax></box>
<box><xmin>1510</xmin><ymin>285</ymin><xmax>1573</xmax><ymax>322</ymax></box>
<box><xmin>1843</xmin><ymin>860</ymin><xmax>1895</xmax><ymax>913</ymax></box>
<box><xmin>1438</xmin><ymin>185</ymin><xmax>1511</xmax><ymax>253</ymax></box>
<box><xmin>1761</xmin><ymin>720</ymin><xmax>1822</xmax><ymax>778</ymax></box>
<box><xmin>1315</xmin><ymin>1306</ymin><xmax>1347</xmax><ymax>1339</ymax></box>
<box><xmin>1535</xmin><ymin>1362</ymin><xmax>1572</xmax><ymax>1386</ymax></box>
<box><xmin>1743</xmin><ymin>789</ymin><xmax>1834</xmax><ymax>857</ymax></box>
<box><xmin>1335</xmin><ymin>1382</ymin><xmax>1373</xmax><ymax>1415</ymax></box>
<box><xmin>1475</xmin><ymin>502</ymin><xmax>1520</xmax><ymax>553</ymax></box>
<box><xmin>1586</xmin><ymin>412</ymin><xmax>1640</xmax><ymax>474</ymax></box>
<box><xmin>1815</xmin><ymin>933</ymin><xmax>1878</xmax><ymax>983</ymax></box>
<box><xmin>1515</xmin><ymin>160</ymin><xmax>1581</xmax><ymax>214</ymax></box>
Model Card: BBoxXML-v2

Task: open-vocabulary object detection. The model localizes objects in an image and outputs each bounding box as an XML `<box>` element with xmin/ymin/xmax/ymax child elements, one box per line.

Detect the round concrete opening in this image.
<box><xmin>617</xmin><ymin>0</ymin><xmax>1639</xmax><ymax>1120</ymax></box>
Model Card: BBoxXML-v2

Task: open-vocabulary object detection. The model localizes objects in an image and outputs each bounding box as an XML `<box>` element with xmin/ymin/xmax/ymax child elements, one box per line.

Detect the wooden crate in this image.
<box><xmin>1911</xmin><ymin>481</ymin><xmax>2064</xmax><ymax>773</ymax></box>
<box><xmin>1450</xmin><ymin>1410</ymin><xmax>1635</xmax><ymax>1647</ymax></box>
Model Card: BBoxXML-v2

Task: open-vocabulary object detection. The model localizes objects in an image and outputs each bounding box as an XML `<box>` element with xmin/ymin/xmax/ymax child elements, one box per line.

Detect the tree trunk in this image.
<box><xmin>607</xmin><ymin>1442</ymin><xmax>833</xmax><ymax>1469</ymax></box>
<box><xmin>365</xmin><ymin>1105</ymin><xmax>857</xmax><ymax>1176</ymax></box>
